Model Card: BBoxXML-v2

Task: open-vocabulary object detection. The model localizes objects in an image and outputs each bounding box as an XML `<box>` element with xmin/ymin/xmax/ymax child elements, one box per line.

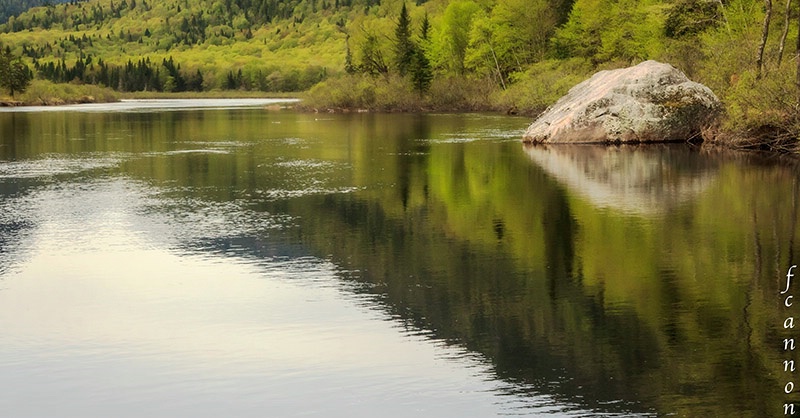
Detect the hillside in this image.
<box><xmin>0</xmin><ymin>0</ymin><xmax>71</xmax><ymax>24</ymax></box>
<box><xmin>0</xmin><ymin>0</ymin><xmax>367</xmax><ymax>91</ymax></box>
<box><xmin>1</xmin><ymin>0</ymin><xmax>798</xmax><ymax>146</ymax></box>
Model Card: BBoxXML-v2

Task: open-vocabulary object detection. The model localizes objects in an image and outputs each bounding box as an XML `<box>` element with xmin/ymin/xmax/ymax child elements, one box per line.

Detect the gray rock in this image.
<box><xmin>522</xmin><ymin>60</ymin><xmax>720</xmax><ymax>144</ymax></box>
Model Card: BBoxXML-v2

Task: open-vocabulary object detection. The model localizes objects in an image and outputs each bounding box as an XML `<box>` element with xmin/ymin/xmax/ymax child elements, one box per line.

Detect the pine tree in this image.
<box><xmin>0</xmin><ymin>47</ymin><xmax>31</xmax><ymax>96</ymax></box>
<box><xmin>344</xmin><ymin>34</ymin><xmax>356</xmax><ymax>74</ymax></box>
<box><xmin>420</xmin><ymin>12</ymin><xmax>430</xmax><ymax>41</ymax></box>
<box><xmin>410</xmin><ymin>18</ymin><xmax>432</xmax><ymax>94</ymax></box>
<box><xmin>410</xmin><ymin>47</ymin><xmax>431</xmax><ymax>94</ymax></box>
<box><xmin>393</xmin><ymin>3</ymin><xmax>414</xmax><ymax>76</ymax></box>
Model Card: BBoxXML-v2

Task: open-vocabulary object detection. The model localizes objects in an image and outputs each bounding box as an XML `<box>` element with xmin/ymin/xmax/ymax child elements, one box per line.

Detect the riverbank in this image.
<box><xmin>121</xmin><ymin>90</ymin><xmax>300</xmax><ymax>100</ymax></box>
<box><xmin>297</xmin><ymin>72</ymin><xmax>578</xmax><ymax>117</ymax></box>
<box><xmin>1</xmin><ymin>80</ymin><xmax>120</xmax><ymax>106</ymax></box>
<box><xmin>300</xmin><ymin>71</ymin><xmax>800</xmax><ymax>154</ymax></box>
<box><xmin>4</xmin><ymin>78</ymin><xmax>797</xmax><ymax>154</ymax></box>
<box><xmin>1</xmin><ymin>82</ymin><xmax>302</xmax><ymax>108</ymax></box>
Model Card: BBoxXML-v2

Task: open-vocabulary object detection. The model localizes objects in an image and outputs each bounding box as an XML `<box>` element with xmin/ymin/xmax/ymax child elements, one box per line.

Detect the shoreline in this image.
<box><xmin>0</xmin><ymin>96</ymin><xmax>101</xmax><ymax>107</ymax></box>
<box><xmin>3</xmin><ymin>92</ymin><xmax>796</xmax><ymax>155</ymax></box>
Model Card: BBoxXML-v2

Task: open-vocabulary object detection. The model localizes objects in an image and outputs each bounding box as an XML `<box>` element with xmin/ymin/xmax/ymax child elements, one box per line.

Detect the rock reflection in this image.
<box><xmin>523</xmin><ymin>144</ymin><xmax>716</xmax><ymax>215</ymax></box>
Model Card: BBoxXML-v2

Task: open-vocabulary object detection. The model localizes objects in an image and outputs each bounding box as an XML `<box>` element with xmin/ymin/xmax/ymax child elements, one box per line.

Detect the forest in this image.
<box><xmin>0</xmin><ymin>0</ymin><xmax>70</xmax><ymax>24</ymax></box>
<box><xmin>0</xmin><ymin>0</ymin><xmax>798</xmax><ymax>145</ymax></box>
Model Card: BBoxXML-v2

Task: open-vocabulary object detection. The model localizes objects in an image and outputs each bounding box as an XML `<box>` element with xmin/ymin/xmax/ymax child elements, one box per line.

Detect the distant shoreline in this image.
<box><xmin>0</xmin><ymin>79</ymin><xmax>306</xmax><ymax>108</ymax></box>
<box><xmin>0</xmin><ymin>96</ymin><xmax>99</xmax><ymax>107</ymax></box>
<box><xmin>0</xmin><ymin>97</ymin><xmax>300</xmax><ymax>113</ymax></box>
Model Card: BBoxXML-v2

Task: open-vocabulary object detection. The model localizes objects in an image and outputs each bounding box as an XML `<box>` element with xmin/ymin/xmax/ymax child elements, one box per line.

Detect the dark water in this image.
<box><xmin>0</xmin><ymin>100</ymin><xmax>798</xmax><ymax>417</ymax></box>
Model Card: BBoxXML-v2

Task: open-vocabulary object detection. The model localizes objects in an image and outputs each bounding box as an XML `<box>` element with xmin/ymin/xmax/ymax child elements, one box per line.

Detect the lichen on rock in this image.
<box><xmin>522</xmin><ymin>60</ymin><xmax>720</xmax><ymax>144</ymax></box>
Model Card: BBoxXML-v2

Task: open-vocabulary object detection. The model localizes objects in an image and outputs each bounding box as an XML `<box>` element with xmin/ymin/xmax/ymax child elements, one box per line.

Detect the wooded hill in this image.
<box><xmin>0</xmin><ymin>0</ymin><xmax>71</xmax><ymax>24</ymax></box>
<box><xmin>1</xmin><ymin>0</ymin><xmax>798</xmax><ymax>143</ymax></box>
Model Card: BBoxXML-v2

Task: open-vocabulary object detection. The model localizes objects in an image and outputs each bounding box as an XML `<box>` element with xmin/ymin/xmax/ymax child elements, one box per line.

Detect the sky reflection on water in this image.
<box><xmin>0</xmin><ymin>175</ymin><xmax>620</xmax><ymax>418</ymax></box>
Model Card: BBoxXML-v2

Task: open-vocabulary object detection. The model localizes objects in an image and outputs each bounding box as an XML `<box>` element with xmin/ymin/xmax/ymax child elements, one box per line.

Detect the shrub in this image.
<box><xmin>493</xmin><ymin>58</ymin><xmax>591</xmax><ymax>116</ymax></box>
<box><xmin>17</xmin><ymin>80</ymin><xmax>120</xmax><ymax>105</ymax></box>
<box><xmin>710</xmin><ymin>64</ymin><xmax>800</xmax><ymax>151</ymax></box>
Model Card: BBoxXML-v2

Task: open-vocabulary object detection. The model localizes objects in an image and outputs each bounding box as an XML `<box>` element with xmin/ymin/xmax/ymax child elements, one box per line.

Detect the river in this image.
<box><xmin>0</xmin><ymin>99</ymin><xmax>797</xmax><ymax>417</ymax></box>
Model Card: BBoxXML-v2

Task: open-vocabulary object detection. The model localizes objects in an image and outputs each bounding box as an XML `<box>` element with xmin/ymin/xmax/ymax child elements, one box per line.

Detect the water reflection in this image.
<box><xmin>284</xmin><ymin>136</ymin><xmax>800</xmax><ymax>417</ymax></box>
<box><xmin>523</xmin><ymin>144</ymin><xmax>716</xmax><ymax>215</ymax></box>
<box><xmin>0</xmin><ymin>106</ymin><xmax>798</xmax><ymax>417</ymax></box>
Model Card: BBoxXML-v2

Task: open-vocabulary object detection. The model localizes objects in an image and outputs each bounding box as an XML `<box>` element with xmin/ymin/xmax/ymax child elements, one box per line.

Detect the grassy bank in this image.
<box><xmin>300</xmin><ymin>60</ymin><xmax>590</xmax><ymax>116</ymax></box>
<box><xmin>120</xmin><ymin>90</ymin><xmax>301</xmax><ymax>100</ymax></box>
<box><xmin>1</xmin><ymin>81</ymin><xmax>300</xmax><ymax>107</ymax></box>
<box><xmin>1</xmin><ymin>80</ymin><xmax>120</xmax><ymax>106</ymax></box>
<box><xmin>700</xmin><ymin>63</ymin><xmax>800</xmax><ymax>153</ymax></box>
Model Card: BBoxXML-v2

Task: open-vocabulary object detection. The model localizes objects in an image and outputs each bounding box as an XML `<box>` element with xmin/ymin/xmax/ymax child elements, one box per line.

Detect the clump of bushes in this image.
<box><xmin>16</xmin><ymin>80</ymin><xmax>120</xmax><ymax>105</ymax></box>
<box><xmin>492</xmin><ymin>58</ymin><xmax>592</xmax><ymax>116</ymax></box>
<box><xmin>703</xmin><ymin>63</ymin><xmax>800</xmax><ymax>152</ymax></box>
<box><xmin>301</xmin><ymin>58</ymin><xmax>594</xmax><ymax>116</ymax></box>
<box><xmin>301</xmin><ymin>72</ymin><xmax>506</xmax><ymax>113</ymax></box>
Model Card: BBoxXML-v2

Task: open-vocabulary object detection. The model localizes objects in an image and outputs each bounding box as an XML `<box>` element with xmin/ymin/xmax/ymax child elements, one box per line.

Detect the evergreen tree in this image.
<box><xmin>410</xmin><ymin>15</ymin><xmax>432</xmax><ymax>94</ymax></box>
<box><xmin>420</xmin><ymin>12</ymin><xmax>430</xmax><ymax>41</ymax></box>
<box><xmin>345</xmin><ymin>35</ymin><xmax>356</xmax><ymax>74</ymax></box>
<box><xmin>393</xmin><ymin>3</ymin><xmax>414</xmax><ymax>76</ymax></box>
<box><xmin>187</xmin><ymin>69</ymin><xmax>203</xmax><ymax>91</ymax></box>
<box><xmin>0</xmin><ymin>47</ymin><xmax>31</xmax><ymax>96</ymax></box>
<box><xmin>410</xmin><ymin>47</ymin><xmax>431</xmax><ymax>94</ymax></box>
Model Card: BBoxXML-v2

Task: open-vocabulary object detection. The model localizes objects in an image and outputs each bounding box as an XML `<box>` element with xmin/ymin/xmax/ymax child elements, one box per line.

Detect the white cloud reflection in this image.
<box><xmin>0</xmin><ymin>179</ymin><xmax>601</xmax><ymax>418</ymax></box>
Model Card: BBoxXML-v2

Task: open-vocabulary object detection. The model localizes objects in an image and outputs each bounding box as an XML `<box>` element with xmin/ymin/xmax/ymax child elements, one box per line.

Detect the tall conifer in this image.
<box><xmin>394</xmin><ymin>3</ymin><xmax>414</xmax><ymax>76</ymax></box>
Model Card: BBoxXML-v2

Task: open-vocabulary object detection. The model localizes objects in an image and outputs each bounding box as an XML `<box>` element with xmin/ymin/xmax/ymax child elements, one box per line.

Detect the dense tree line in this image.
<box><xmin>33</xmin><ymin>55</ymin><xmax>202</xmax><ymax>92</ymax></box>
<box><xmin>356</xmin><ymin>3</ymin><xmax>430</xmax><ymax>93</ymax></box>
<box><xmin>29</xmin><ymin>52</ymin><xmax>326</xmax><ymax>92</ymax></box>
<box><xmin>0</xmin><ymin>0</ymin><xmax>71</xmax><ymax>24</ymax></box>
<box><xmin>2</xmin><ymin>0</ymin><xmax>378</xmax><ymax>35</ymax></box>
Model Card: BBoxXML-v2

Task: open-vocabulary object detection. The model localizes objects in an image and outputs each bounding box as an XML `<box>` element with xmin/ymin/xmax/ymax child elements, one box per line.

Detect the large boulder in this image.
<box><xmin>522</xmin><ymin>60</ymin><xmax>720</xmax><ymax>144</ymax></box>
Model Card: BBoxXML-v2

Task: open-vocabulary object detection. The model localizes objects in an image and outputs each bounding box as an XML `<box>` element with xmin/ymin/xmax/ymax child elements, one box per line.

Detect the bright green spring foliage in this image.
<box><xmin>0</xmin><ymin>0</ymin><xmax>70</xmax><ymax>24</ymax></box>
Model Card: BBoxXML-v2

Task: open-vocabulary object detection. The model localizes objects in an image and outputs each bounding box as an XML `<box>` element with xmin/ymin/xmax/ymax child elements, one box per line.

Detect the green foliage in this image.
<box><xmin>357</xmin><ymin>31</ymin><xmax>389</xmax><ymax>75</ymax></box>
<box><xmin>409</xmin><ymin>44</ymin><xmax>431</xmax><ymax>93</ymax></box>
<box><xmin>463</xmin><ymin>0</ymin><xmax>566</xmax><ymax>88</ymax></box>
<box><xmin>432</xmin><ymin>0</ymin><xmax>479</xmax><ymax>75</ymax></box>
<box><xmin>0</xmin><ymin>0</ymin><xmax>368</xmax><ymax>92</ymax></box>
<box><xmin>0</xmin><ymin>45</ymin><xmax>31</xmax><ymax>95</ymax></box>
<box><xmin>393</xmin><ymin>2</ymin><xmax>413</xmax><ymax>76</ymax></box>
<box><xmin>304</xmin><ymin>73</ymin><xmax>419</xmax><ymax>110</ymax></box>
<box><xmin>663</xmin><ymin>0</ymin><xmax>721</xmax><ymax>38</ymax></box>
<box><xmin>303</xmin><ymin>71</ymin><xmax>499</xmax><ymax>111</ymax></box>
<box><xmin>16</xmin><ymin>78</ymin><xmax>119</xmax><ymax>104</ymax></box>
<box><xmin>0</xmin><ymin>0</ymin><xmax>70</xmax><ymax>24</ymax></box>
<box><xmin>494</xmin><ymin>58</ymin><xmax>591</xmax><ymax>114</ymax></box>
<box><xmin>551</xmin><ymin>0</ymin><xmax>667</xmax><ymax>64</ymax></box>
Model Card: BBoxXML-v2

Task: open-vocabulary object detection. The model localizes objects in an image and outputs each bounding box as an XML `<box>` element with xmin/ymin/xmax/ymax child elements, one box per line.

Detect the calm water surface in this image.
<box><xmin>0</xmin><ymin>100</ymin><xmax>798</xmax><ymax>417</ymax></box>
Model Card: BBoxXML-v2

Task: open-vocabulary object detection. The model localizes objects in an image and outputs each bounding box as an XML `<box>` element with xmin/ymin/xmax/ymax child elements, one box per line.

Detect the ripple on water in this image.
<box><xmin>423</xmin><ymin>128</ymin><xmax>526</xmax><ymax>144</ymax></box>
<box><xmin>274</xmin><ymin>159</ymin><xmax>337</xmax><ymax>170</ymax></box>
<box><xmin>139</xmin><ymin>193</ymin><xmax>296</xmax><ymax>239</ymax></box>
<box><xmin>162</xmin><ymin>149</ymin><xmax>232</xmax><ymax>155</ymax></box>
<box><xmin>0</xmin><ymin>154</ymin><xmax>124</xmax><ymax>179</ymax></box>
<box><xmin>252</xmin><ymin>186</ymin><xmax>362</xmax><ymax>201</ymax></box>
